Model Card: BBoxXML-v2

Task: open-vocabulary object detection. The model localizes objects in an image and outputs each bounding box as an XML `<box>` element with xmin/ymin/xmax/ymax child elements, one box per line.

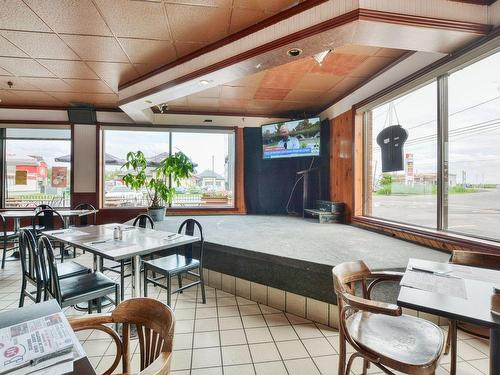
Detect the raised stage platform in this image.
<box><xmin>152</xmin><ymin>215</ymin><xmax>449</xmax><ymax>304</ymax></box>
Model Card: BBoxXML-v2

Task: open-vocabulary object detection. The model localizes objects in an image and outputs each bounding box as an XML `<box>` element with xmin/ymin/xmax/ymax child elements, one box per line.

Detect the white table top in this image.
<box><xmin>0</xmin><ymin>209</ymin><xmax>98</xmax><ymax>218</ymax></box>
<box><xmin>44</xmin><ymin>224</ymin><xmax>199</xmax><ymax>261</ymax></box>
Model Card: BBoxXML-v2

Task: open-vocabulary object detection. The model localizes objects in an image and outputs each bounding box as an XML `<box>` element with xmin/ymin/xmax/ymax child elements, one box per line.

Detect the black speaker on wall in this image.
<box><xmin>67</xmin><ymin>103</ymin><xmax>97</xmax><ymax>124</ymax></box>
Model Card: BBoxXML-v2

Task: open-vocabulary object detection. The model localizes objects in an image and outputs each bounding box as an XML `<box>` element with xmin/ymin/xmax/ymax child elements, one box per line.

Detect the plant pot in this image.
<box><xmin>147</xmin><ymin>206</ymin><xmax>166</xmax><ymax>222</ymax></box>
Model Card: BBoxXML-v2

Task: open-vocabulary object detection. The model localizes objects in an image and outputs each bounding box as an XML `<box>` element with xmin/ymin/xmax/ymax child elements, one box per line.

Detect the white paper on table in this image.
<box><xmin>400</xmin><ymin>270</ymin><xmax>468</xmax><ymax>299</ymax></box>
<box><xmin>83</xmin><ymin>239</ymin><xmax>134</xmax><ymax>251</ymax></box>
<box><xmin>49</xmin><ymin>229</ymin><xmax>89</xmax><ymax>238</ymax></box>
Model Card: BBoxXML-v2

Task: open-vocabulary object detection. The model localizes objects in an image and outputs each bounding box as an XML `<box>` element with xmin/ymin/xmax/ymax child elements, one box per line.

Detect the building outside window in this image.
<box><xmin>3</xmin><ymin>127</ymin><xmax>71</xmax><ymax>208</ymax></box>
<box><xmin>364</xmin><ymin>49</ymin><xmax>500</xmax><ymax>241</ymax></box>
<box><xmin>102</xmin><ymin>127</ymin><xmax>235</xmax><ymax>208</ymax></box>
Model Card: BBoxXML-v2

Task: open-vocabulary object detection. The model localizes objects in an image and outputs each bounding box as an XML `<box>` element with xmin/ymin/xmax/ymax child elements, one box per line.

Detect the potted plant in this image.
<box><xmin>121</xmin><ymin>150</ymin><xmax>194</xmax><ymax>221</ymax></box>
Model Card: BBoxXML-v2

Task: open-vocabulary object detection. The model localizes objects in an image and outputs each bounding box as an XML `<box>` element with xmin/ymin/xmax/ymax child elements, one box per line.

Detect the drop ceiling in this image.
<box><xmin>159</xmin><ymin>45</ymin><xmax>407</xmax><ymax>117</ymax></box>
<box><xmin>0</xmin><ymin>0</ymin><xmax>305</xmax><ymax>108</ymax></box>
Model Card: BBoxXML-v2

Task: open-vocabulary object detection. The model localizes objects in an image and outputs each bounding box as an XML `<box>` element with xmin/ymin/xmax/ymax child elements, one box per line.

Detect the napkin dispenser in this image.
<box><xmin>492</xmin><ymin>287</ymin><xmax>500</xmax><ymax>316</ymax></box>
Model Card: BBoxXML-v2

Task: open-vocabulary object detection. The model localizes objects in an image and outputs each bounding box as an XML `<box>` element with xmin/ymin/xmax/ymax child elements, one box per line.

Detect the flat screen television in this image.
<box><xmin>262</xmin><ymin>117</ymin><xmax>321</xmax><ymax>159</ymax></box>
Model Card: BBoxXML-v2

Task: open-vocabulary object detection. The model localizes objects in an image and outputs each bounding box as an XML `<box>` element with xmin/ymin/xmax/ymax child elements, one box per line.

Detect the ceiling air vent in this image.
<box><xmin>204</xmin><ymin>119</ymin><xmax>213</xmax><ymax>123</ymax></box>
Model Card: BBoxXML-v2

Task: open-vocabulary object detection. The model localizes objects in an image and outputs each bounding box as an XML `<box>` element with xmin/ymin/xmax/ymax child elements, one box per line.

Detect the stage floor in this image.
<box><xmin>154</xmin><ymin>214</ymin><xmax>448</xmax><ymax>270</ymax></box>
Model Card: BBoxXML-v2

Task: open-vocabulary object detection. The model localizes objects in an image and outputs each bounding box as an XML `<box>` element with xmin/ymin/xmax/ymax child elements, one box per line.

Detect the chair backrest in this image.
<box><xmin>19</xmin><ymin>229</ymin><xmax>42</xmax><ymax>284</ymax></box>
<box><xmin>32</xmin><ymin>209</ymin><xmax>65</xmax><ymax>232</ymax></box>
<box><xmin>132</xmin><ymin>214</ymin><xmax>154</xmax><ymax>229</ymax></box>
<box><xmin>73</xmin><ymin>203</ymin><xmax>97</xmax><ymax>226</ymax></box>
<box><xmin>38</xmin><ymin>236</ymin><xmax>61</xmax><ymax>303</ymax></box>
<box><xmin>69</xmin><ymin>298</ymin><xmax>175</xmax><ymax>375</ymax></box>
<box><xmin>178</xmin><ymin>218</ymin><xmax>204</xmax><ymax>260</ymax></box>
<box><xmin>0</xmin><ymin>214</ymin><xmax>7</xmax><ymax>238</ymax></box>
<box><xmin>332</xmin><ymin>260</ymin><xmax>371</xmax><ymax>299</ymax></box>
<box><xmin>34</xmin><ymin>204</ymin><xmax>53</xmax><ymax>213</ymax></box>
<box><xmin>450</xmin><ymin>250</ymin><xmax>500</xmax><ymax>270</ymax></box>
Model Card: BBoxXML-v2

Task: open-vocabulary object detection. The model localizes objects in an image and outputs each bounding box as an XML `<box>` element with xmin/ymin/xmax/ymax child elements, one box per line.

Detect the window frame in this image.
<box><xmin>361</xmin><ymin>44</ymin><xmax>500</xmax><ymax>242</ymax></box>
<box><xmin>99</xmin><ymin>124</ymin><xmax>237</xmax><ymax>210</ymax></box>
<box><xmin>1</xmin><ymin>125</ymin><xmax>72</xmax><ymax>209</ymax></box>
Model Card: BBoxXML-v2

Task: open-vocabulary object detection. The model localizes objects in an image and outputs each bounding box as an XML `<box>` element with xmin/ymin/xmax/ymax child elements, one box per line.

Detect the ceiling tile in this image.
<box><xmin>349</xmin><ymin>56</ymin><xmax>395</xmax><ymax>78</ymax></box>
<box><xmin>60</xmin><ymin>35</ymin><xmax>129</xmax><ymax>62</ymax></box>
<box><xmin>166</xmin><ymin>97</ymin><xmax>188</xmax><ymax>106</ymax></box>
<box><xmin>229</xmin><ymin>8</ymin><xmax>268</xmax><ymax>34</ymax></box>
<box><xmin>284</xmin><ymin>89</ymin><xmax>323</xmax><ymax>102</ymax></box>
<box><xmin>226</xmin><ymin>71</ymin><xmax>265</xmax><ymax>87</ymax></box>
<box><xmin>49</xmin><ymin>92</ymin><xmax>118</xmax><ymax>106</ymax></box>
<box><xmin>164</xmin><ymin>0</ymin><xmax>232</xmax><ymax>7</ymax></box>
<box><xmin>375</xmin><ymin>48</ymin><xmax>406</xmax><ymax>58</ymax></box>
<box><xmin>166</xmin><ymin>4</ymin><xmax>231</xmax><ymax>43</ymax></box>
<box><xmin>295</xmin><ymin>73</ymin><xmax>342</xmax><ymax>91</ymax></box>
<box><xmin>220</xmin><ymin>85</ymin><xmax>257</xmax><ymax>99</ymax></box>
<box><xmin>334</xmin><ymin>44</ymin><xmax>380</xmax><ymax>56</ymax></box>
<box><xmin>0</xmin><ymin>66</ymin><xmax>11</xmax><ymax>76</ymax></box>
<box><xmin>38</xmin><ymin>59</ymin><xmax>97</xmax><ymax>79</ymax></box>
<box><xmin>0</xmin><ymin>57</ymin><xmax>54</xmax><ymax>77</ymax></box>
<box><xmin>24</xmin><ymin>0</ymin><xmax>111</xmax><ymax>36</ymax></box>
<box><xmin>0</xmin><ymin>36</ymin><xmax>27</xmax><ymax>58</ymax></box>
<box><xmin>0</xmin><ymin>1</ymin><xmax>51</xmax><ymax>32</ymax></box>
<box><xmin>192</xmin><ymin>86</ymin><xmax>221</xmax><ymax>98</ymax></box>
<box><xmin>329</xmin><ymin>76</ymin><xmax>365</xmax><ymax>93</ymax></box>
<box><xmin>247</xmin><ymin>99</ymin><xmax>280</xmax><ymax>110</ymax></box>
<box><xmin>234</xmin><ymin>0</ymin><xmax>299</xmax><ymax>12</ymax></box>
<box><xmin>1</xmin><ymin>31</ymin><xmax>79</xmax><ymax>60</ymax></box>
<box><xmin>21</xmin><ymin>77</ymin><xmax>74</xmax><ymax>92</ymax></box>
<box><xmin>6</xmin><ymin>90</ymin><xmax>60</xmax><ymax>103</ymax></box>
<box><xmin>260</xmin><ymin>69</ymin><xmax>304</xmax><ymax>90</ymax></box>
<box><xmin>187</xmin><ymin>96</ymin><xmax>219</xmax><ymax>107</ymax></box>
<box><xmin>310</xmin><ymin>52</ymin><xmax>368</xmax><ymax>76</ymax></box>
<box><xmin>94</xmin><ymin>0</ymin><xmax>171</xmax><ymax>39</ymax></box>
<box><xmin>219</xmin><ymin>98</ymin><xmax>250</xmax><ymax>108</ymax></box>
<box><xmin>118</xmin><ymin>38</ymin><xmax>177</xmax><ymax>66</ymax></box>
<box><xmin>86</xmin><ymin>61</ymin><xmax>139</xmax><ymax>91</ymax></box>
<box><xmin>254</xmin><ymin>87</ymin><xmax>290</xmax><ymax>100</ymax></box>
<box><xmin>0</xmin><ymin>77</ymin><xmax>38</xmax><ymax>91</ymax></box>
<box><xmin>63</xmin><ymin>79</ymin><xmax>113</xmax><ymax>93</ymax></box>
<box><xmin>174</xmin><ymin>41</ymin><xmax>208</xmax><ymax>58</ymax></box>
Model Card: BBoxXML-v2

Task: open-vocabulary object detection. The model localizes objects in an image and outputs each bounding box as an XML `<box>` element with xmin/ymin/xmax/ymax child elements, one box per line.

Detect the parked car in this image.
<box><xmin>105</xmin><ymin>185</ymin><xmax>143</xmax><ymax>203</ymax></box>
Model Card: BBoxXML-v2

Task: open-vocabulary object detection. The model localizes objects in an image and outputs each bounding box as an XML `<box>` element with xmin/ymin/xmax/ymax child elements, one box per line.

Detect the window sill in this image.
<box><xmin>352</xmin><ymin>216</ymin><xmax>500</xmax><ymax>254</ymax></box>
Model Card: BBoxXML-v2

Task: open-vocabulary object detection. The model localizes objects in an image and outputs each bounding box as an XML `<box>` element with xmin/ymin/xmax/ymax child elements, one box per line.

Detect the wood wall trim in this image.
<box><xmin>119</xmin><ymin>8</ymin><xmax>491</xmax><ymax>107</ymax></box>
<box><xmin>0</xmin><ymin>120</ymin><xmax>71</xmax><ymax>125</ymax></box>
<box><xmin>0</xmin><ymin>105</ymin><xmax>123</xmax><ymax>112</ymax></box>
<box><xmin>449</xmin><ymin>0</ymin><xmax>496</xmax><ymax>5</ymax></box>
<box><xmin>119</xmin><ymin>0</ymin><xmax>329</xmax><ymax>91</ymax></box>
<box><xmin>352</xmin><ymin>216</ymin><xmax>500</xmax><ymax>255</ymax></box>
<box><xmin>151</xmin><ymin>109</ymin><xmax>278</xmax><ymax>118</ymax></box>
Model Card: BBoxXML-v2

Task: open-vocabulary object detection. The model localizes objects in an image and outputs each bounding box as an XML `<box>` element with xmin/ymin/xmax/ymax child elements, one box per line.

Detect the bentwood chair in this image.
<box><xmin>143</xmin><ymin>219</ymin><xmax>206</xmax><ymax>307</ymax></box>
<box><xmin>444</xmin><ymin>250</ymin><xmax>500</xmax><ymax>375</ymax></box>
<box><xmin>332</xmin><ymin>261</ymin><xmax>444</xmax><ymax>375</ymax></box>
<box><xmin>0</xmin><ymin>214</ymin><xmax>18</xmax><ymax>269</ymax></box>
<box><xmin>100</xmin><ymin>214</ymin><xmax>155</xmax><ymax>299</ymax></box>
<box><xmin>18</xmin><ymin>229</ymin><xmax>90</xmax><ymax>307</ymax></box>
<box><xmin>69</xmin><ymin>298</ymin><xmax>174</xmax><ymax>375</ymax></box>
<box><xmin>39</xmin><ymin>235</ymin><xmax>119</xmax><ymax>313</ymax></box>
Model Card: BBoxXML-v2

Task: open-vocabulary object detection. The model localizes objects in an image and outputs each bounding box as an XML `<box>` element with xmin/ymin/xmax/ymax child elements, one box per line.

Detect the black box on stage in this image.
<box><xmin>317</xmin><ymin>200</ymin><xmax>345</xmax><ymax>214</ymax></box>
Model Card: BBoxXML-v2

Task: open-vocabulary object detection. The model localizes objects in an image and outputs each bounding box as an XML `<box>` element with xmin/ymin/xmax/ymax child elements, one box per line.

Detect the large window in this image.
<box><xmin>364</xmin><ymin>49</ymin><xmax>500</xmax><ymax>241</ymax></box>
<box><xmin>366</xmin><ymin>82</ymin><xmax>437</xmax><ymax>228</ymax></box>
<box><xmin>102</xmin><ymin>128</ymin><xmax>235</xmax><ymax>208</ymax></box>
<box><xmin>4</xmin><ymin>127</ymin><xmax>71</xmax><ymax>208</ymax></box>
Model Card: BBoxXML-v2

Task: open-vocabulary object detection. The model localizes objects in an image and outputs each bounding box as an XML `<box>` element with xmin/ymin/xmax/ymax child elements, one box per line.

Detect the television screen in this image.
<box><xmin>262</xmin><ymin>117</ymin><xmax>321</xmax><ymax>159</ymax></box>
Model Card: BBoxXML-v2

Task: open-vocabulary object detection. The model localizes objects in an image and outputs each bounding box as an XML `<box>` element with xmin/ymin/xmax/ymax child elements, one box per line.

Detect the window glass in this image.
<box><xmin>366</xmin><ymin>81</ymin><xmax>438</xmax><ymax>227</ymax></box>
<box><xmin>5</xmin><ymin>128</ymin><xmax>71</xmax><ymax>208</ymax></box>
<box><xmin>447</xmin><ymin>51</ymin><xmax>500</xmax><ymax>239</ymax></box>
<box><xmin>171</xmin><ymin>131</ymin><xmax>235</xmax><ymax>208</ymax></box>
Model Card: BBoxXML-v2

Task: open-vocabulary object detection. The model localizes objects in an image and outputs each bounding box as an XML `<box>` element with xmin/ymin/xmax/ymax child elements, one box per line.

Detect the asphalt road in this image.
<box><xmin>372</xmin><ymin>189</ymin><xmax>500</xmax><ymax>240</ymax></box>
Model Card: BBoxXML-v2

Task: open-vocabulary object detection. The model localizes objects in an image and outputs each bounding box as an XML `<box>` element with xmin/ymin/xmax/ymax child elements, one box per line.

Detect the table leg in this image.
<box><xmin>132</xmin><ymin>255</ymin><xmax>141</xmax><ymax>298</ymax></box>
<box><xmin>491</xmin><ymin>327</ymin><xmax>500</xmax><ymax>375</ymax></box>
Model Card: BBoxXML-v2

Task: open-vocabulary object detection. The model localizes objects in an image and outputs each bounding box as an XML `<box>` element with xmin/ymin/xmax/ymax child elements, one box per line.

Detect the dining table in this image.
<box><xmin>397</xmin><ymin>258</ymin><xmax>500</xmax><ymax>375</ymax></box>
<box><xmin>44</xmin><ymin>223</ymin><xmax>199</xmax><ymax>298</ymax></box>
<box><xmin>0</xmin><ymin>300</ymin><xmax>97</xmax><ymax>375</ymax></box>
<box><xmin>1</xmin><ymin>208</ymin><xmax>98</xmax><ymax>231</ymax></box>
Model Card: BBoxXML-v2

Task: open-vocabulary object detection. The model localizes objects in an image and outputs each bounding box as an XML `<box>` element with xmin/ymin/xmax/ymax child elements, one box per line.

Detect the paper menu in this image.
<box><xmin>0</xmin><ymin>312</ymin><xmax>78</xmax><ymax>374</ymax></box>
<box><xmin>400</xmin><ymin>269</ymin><xmax>468</xmax><ymax>299</ymax></box>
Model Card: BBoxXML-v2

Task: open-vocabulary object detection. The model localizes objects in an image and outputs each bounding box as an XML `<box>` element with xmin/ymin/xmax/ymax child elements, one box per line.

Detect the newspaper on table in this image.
<box><xmin>0</xmin><ymin>312</ymin><xmax>83</xmax><ymax>375</ymax></box>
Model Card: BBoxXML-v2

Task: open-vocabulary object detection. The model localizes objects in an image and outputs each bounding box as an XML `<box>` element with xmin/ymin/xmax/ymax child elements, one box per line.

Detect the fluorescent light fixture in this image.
<box><xmin>313</xmin><ymin>50</ymin><xmax>330</xmax><ymax>65</ymax></box>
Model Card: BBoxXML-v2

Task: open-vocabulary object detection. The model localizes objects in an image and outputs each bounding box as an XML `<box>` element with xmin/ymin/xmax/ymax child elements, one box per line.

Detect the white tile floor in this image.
<box><xmin>0</xmin><ymin>252</ymin><xmax>491</xmax><ymax>375</ymax></box>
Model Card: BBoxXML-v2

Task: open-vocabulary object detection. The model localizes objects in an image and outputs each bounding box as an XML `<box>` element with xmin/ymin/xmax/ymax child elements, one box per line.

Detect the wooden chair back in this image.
<box><xmin>450</xmin><ymin>250</ymin><xmax>500</xmax><ymax>270</ymax></box>
<box><xmin>133</xmin><ymin>214</ymin><xmax>155</xmax><ymax>229</ymax></box>
<box><xmin>69</xmin><ymin>298</ymin><xmax>175</xmax><ymax>375</ymax></box>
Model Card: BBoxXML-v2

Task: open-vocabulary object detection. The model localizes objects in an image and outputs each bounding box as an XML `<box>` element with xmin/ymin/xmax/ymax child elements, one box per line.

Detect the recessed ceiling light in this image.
<box><xmin>200</xmin><ymin>79</ymin><xmax>211</xmax><ymax>85</ymax></box>
<box><xmin>255</xmin><ymin>63</ymin><xmax>262</xmax><ymax>69</ymax></box>
<box><xmin>287</xmin><ymin>48</ymin><xmax>303</xmax><ymax>57</ymax></box>
<box><xmin>145</xmin><ymin>100</ymin><xmax>153</xmax><ymax>104</ymax></box>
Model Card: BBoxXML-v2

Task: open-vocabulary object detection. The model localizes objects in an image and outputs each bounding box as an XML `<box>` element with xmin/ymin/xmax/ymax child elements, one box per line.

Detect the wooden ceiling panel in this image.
<box><xmin>192</xmin><ymin>86</ymin><xmax>222</xmax><ymax>98</ymax></box>
<box><xmin>24</xmin><ymin>0</ymin><xmax>112</xmax><ymax>36</ymax></box>
<box><xmin>260</xmin><ymin>69</ymin><xmax>305</xmax><ymax>90</ymax></box>
<box><xmin>60</xmin><ymin>35</ymin><xmax>129</xmax><ymax>63</ymax></box>
<box><xmin>295</xmin><ymin>72</ymin><xmax>342</xmax><ymax>91</ymax></box>
<box><xmin>254</xmin><ymin>87</ymin><xmax>290</xmax><ymax>100</ymax></box>
<box><xmin>165</xmin><ymin>4</ymin><xmax>232</xmax><ymax>43</ymax></box>
<box><xmin>0</xmin><ymin>57</ymin><xmax>54</xmax><ymax>77</ymax></box>
<box><xmin>1</xmin><ymin>31</ymin><xmax>79</xmax><ymax>60</ymax></box>
<box><xmin>94</xmin><ymin>0</ymin><xmax>171</xmax><ymax>40</ymax></box>
<box><xmin>284</xmin><ymin>89</ymin><xmax>323</xmax><ymax>102</ymax></box>
<box><xmin>220</xmin><ymin>85</ymin><xmax>258</xmax><ymax>99</ymax></box>
<box><xmin>38</xmin><ymin>60</ymin><xmax>97</xmax><ymax>79</ymax></box>
<box><xmin>349</xmin><ymin>56</ymin><xmax>397</xmax><ymax>78</ymax></box>
<box><xmin>310</xmin><ymin>53</ymin><xmax>368</xmax><ymax>76</ymax></box>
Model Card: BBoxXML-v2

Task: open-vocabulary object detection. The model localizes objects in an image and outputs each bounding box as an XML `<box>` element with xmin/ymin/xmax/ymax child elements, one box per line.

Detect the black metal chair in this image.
<box><xmin>100</xmin><ymin>214</ymin><xmax>154</xmax><ymax>300</ymax></box>
<box><xmin>143</xmin><ymin>219</ymin><xmax>206</xmax><ymax>306</ymax></box>
<box><xmin>1</xmin><ymin>214</ymin><xmax>18</xmax><ymax>269</ymax></box>
<box><xmin>39</xmin><ymin>235</ymin><xmax>119</xmax><ymax>313</ymax></box>
<box><xmin>32</xmin><ymin>208</ymin><xmax>70</xmax><ymax>262</ymax></box>
<box><xmin>19</xmin><ymin>229</ymin><xmax>91</xmax><ymax>307</ymax></box>
<box><xmin>71</xmin><ymin>203</ymin><xmax>97</xmax><ymax>256</ymax></box>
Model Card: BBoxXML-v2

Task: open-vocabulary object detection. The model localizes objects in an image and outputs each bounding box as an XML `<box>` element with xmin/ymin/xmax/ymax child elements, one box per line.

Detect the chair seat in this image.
<box><xmin>59</xmin><ymin>272</ymin><xmax>117</xmax><ymax>301</ymax></box>
<box><xmin>143</xmin><ymin>254</ymin><xmax>200</xmax><ymax>275</ymax></box>
<box><xmin>57</xmin><ymin>261</ymin><xmax>90</xmax><ymax>279</ymax></box>
<box><xmin>346</xmin><ymin>312</ymin><xmax>443</xmax><ymax>369</ymax></box>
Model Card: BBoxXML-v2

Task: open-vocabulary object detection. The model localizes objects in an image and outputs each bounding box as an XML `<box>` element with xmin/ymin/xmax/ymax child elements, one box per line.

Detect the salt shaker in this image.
<box><xmin>113</xmin><ymin>227</ymin><xmax>120</xmax><ymax>240</ymax></box>
<box><xmin>118</xmin><ymin>226</ymin><xmax>123</xmax><ymax>240</ymax></box>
